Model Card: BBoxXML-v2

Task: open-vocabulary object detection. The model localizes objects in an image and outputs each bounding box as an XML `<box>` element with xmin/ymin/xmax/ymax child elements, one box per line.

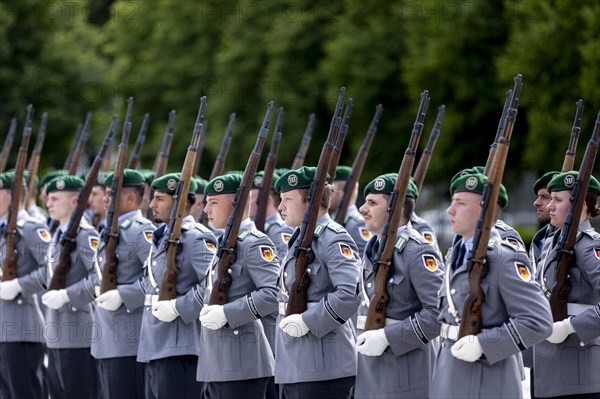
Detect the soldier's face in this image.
<box><xmin>533</xmin><ymin>188</ymin><xmax>552</xmax><ymax>224</ymax></box>
<box><xmin>548</xmin><ymin>190</ymin><xmax>571</xmax><ymax>228</ymax></box>
<box><xmin>447</xmin><ymin>192</ymin><xmax>481</xmax><ymax>240</ymax></box>
<box><xmin>204</xmin><ymin>194</ymin><xmax>234</xmax><ymax>229</ymax></box>
<box><xmin>89</xmin><ymin>186</ymin><xmax>106</xmax><ymax>215</ymax></box>
<box><xmin>359</xmin><ymin>193</ymin><xmax>389</xmax><ymax>235</ymax></box>
<box><xmin>149</xmin><ymin>192</ymin><xmax>174</xmax><ymax>224</ymax></box>
<box><xmin>249</xmin><ymin>188</ymin><xmax>260</xmax><ymax>218</ymax></box>
<box><xmin>329</xmin><ymin>180</ymin><xmax>345</xmax><ymax>212</ymax></box>
<box><xmin>0</xmin><ymin>189</ymin><xmax>11</xmax><ymax>218</ymax></box>
<box><xmin>46</xmin><ymin>192</ymin><xmax>77</xmax><ymax>223</ymax></box>
<box><xmin>189</xmin><ymin>193</ymin><xmax>204</xmax><ymax>221</ymax></box>
<box><xmin>279</xmin><ymin>190</ymin><xmax>307</xmax><ymax>228</ymax></box>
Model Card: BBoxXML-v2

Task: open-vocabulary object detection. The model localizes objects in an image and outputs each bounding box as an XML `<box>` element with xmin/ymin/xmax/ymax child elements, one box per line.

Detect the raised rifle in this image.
<box><xmin>484</xmin><ymin>91</ymin><xmax>512</xmax><ymax>177</ymax></box>
<box><xmin>561</xmin><ymin>99</ymin><xmax>584</xmax><ymax>172</ymax></box>
<box><xmin>291</xmin><ymin>113</ymin><xmax>315</xmax><ymax>170</ymax></box>
<box><xmin>413</xmin><ymin>105</ymin><xmax>445</xmax><ymax>193</ymax></box>
<box><xmin>152</xmin><ymin>110</ymin><xmax>176</xmax><ymax>180</ymax></box>
<box><xmin>2</xmin><ymin>105</ymin><xmax>34</xmax><ymax>281</ymax></box>
<box><xmin>327</xmin><ymin>99</ymin><xmax>353</xmax><ymax>184</ymax></box>
<box><xmin>24</xmin><ymin>112</ymin><xmax>48</xmax><ymax>208</ymax></box>
<box><xmin>364</xmin><ymin>92</ymin><xmax>430</xmax><ymax>330</ymax></box>
<box><xmin>63</xmin><ymin>123</ymin><xmax>81</xmax><ymax>172</ymax></box>
<box><xmin>255</xmin><ymin>107</ymin><xmax>283</xmax><ymax>232</ymax></box>
<box><xmin>99</xmin><ymin>98</ymin><xmax>134</xmax><ymax>294</ymax></box>
<box><xmin>458</xmin><ymin>75</ymin><xmax>522</xmax><ymax>338</ymax></box>
<box><xmin>67</xmin><ymin>112</ymin><xmax>92</xmax><ymax>175</ymax></box>
<box><xmin>208</xmin><ymin>102</ymin><xmax>274</xmax><ymax>305</ymax></box>
<box><xmin>127</xmin><ymin>113</ymin><xmax>150</xmax><ymax>169</ymax></box>
<box><xmin>335</xmin><ymin>104</ymin><xmax>382</xmax><ymax>224</ymax></box>
<box><xmin>0</xmin><ymin>118</ymin><xmax>17</xmax><ymax>174</ymax></box>
<box><xmin>47</xmin><ymin>117</ymin><xmax>117</xmax><ymax>290</ymax></box>
<box><xmin>285</xmin><ymin>88</ymin><xmax>345</xmax><ymax>316</ymax></box>
<box><xmin>193</xmin><ymin>121</ymin><xmax>207</xmax><ymax>177</ymax></box>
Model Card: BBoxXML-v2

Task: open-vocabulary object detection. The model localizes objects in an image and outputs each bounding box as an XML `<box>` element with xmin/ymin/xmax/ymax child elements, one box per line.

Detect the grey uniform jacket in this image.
<box><xmin>355</xmin><ymin>225</ymin><xmax>444</xmax><ymax>398</ymax></box>
<box><xmin>91</xmin><ymin>210</ymin><xmax>155</xmax><ymax>359</ymax></box>
<box><xmin>430</xmin><ymin>237</ymin><xmax>552</xmax><ymax>399</ymax></box>
<box><xmin>411</xmin><ymin>212</ymin><xmax>441</xmax><ymax>255</ymax></box>
<box><xmin>533</xmin><ymin>220</ymin><xmax>600</xmax><ymax>397</ymax></box>
<box><xmin>343</xmin><ymin>204</ymin><xmax>372</xmax><ymax>255</ymax></box>
<box><xmin>275</xmin><ymin>214</ymin><xmax>361</xmax><ymax>384</ymax></box>
<box><xmin>495</xmin><ymin>219</ymin><xmax>527</xmax><ymax>251</ymax></box>
<box><xmin>197</xmin><ymin>218</ymin><xmax>279</xmax><ymax>382</ymax></box>
<box><xmin>1</xmin><ymin>211</ymin><xmax>51</xmax><ymax>342</ymax></box>
<box><xmin>137</xmin><ymin>215</ymin><xmax>217</xmax><ymax>363</ymax></box>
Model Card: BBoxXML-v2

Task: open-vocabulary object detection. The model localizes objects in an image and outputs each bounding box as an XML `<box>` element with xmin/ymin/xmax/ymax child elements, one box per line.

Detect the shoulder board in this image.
<box><xmin>134</xmin><ymin>218</ymin><xmax>153</xmax><ymax>226</ymax></box>
<box><xmin>79</xmin><ymin>223</ymin><xmax>95</xmax><ymax>231</ymax></box>
<box><xmin>120</xmin><ymin>219</ymin><xmax>132</xmax><ymax>230</ymax></box>
<box><xmin>194</xmin><ymin>223</ymin><xmax>211</xmax><ymax>234</ymax></box>
<box><xmin>488</xmin><ymin>238</ymin><xmax>498</xmax><ymax>249</ymax></box>
<box><xmin>16</xmin><ymin>219</ymin><xmax>26</xmax><ymax>228</ymax></box>
<box><xmin>181</xmin><ymin>222</ymin><xmax>192</xmax><ymax>231</ymax></box>
<box><xmin>314</xmin><ymin>224</ymin><xmax>326</xmax><ymax>238</ymax></box>
<box><xmin>578</xmin><ymin>229</ymin><xmax>600</xmax><ymax>240</ymax></box>
<box><xmin>394</xmin><ymin>231</ymin><xmax>410</xmax><ymax>252</ymax></box>
<box><xmin>250</xmin><ymin>229</ymin><xmax>267</xmax><ymax>238</ymax></box>
<box><xmin>238</xmin><ymin>230</ymin><xmax>251</xmax><ymax>241</ymax></box>
<box><xmin>408</xmin><ymin>229</ymin><xmax>429</xmax><ymax>245</ymax></box>
<box><xmin>326</xmin><ymin>222</ymin><xmax>345</xmax><ymax>234</ymax></box>
<box><xmin>500</xmin><ymin>240</ymin><xmax>524</xmax><ymax>252</ymax></box>
<box><xmin>495</xmin><ymin>220</ymin><xmax>511</xmax><ymax>232</ymax></box>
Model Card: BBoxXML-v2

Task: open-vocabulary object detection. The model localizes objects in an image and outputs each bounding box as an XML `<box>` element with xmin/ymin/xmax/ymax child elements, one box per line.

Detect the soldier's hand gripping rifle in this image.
<box><xmin>47</xmin><ymin>117</ymin><xmax>117</xmax><ymax>290</ymax></box>
<box><xmin>127</xmin><ymin>113</ymin><xmax>150</xmax><ymax>169</ymax></box>
<box><xmin>99</xmin><ymin>98</ymin><xmax>134</xmax><ymax>294</ymax></box>
<box><xmin>458</xmin><ymin>75</ymin><xmax>522</xmax><ymax>338</ymax></box>
<box><xmin>66</xmin><ymin>112</ymin><xmax>92</xmax><ymax>175</ymax></box>
<box><xmin>158</xmin><ymin>99</ymin><xmax>210</xmax><ymax>300</ymax></box>
<box><xmin>254</xmin><ymin>107</ymin><xmax>283</xmax><ymax>232</ymax></box>
<box><xmin>334</xmin><ymin>104</ymin><xmax>382</xmax><ymax>224</ymax></box>
<box><xmin>2</xmin><ymin>105</ymin><xmax>34</xmax><ymax>281</ymax></box>
<box><xmin>364</xmin><ymin>92</ymin><xmax>430</xmax><ymax>330</ymax></box>
<box><xmin>0</xmin><ymin>118</ymin><xmax>17</xmax><ymax>174</ymax></box>
<box><xmin>285</xmin><ymin>89</ymin><xmax>346</xmax><ymax>316</ymax></box>
<box><xmin>412</xmin><ymin>105</ymin><xmax>445</xmax><ymax>193</ymax></box>
<box><xmin>152</xmin><ymin>110</ymin><xmax>176</xmax><ymax>180</ymax></box>
<box><xmin>561</xmin><ymin>99</ymin><xmax>583</xmax><ymax>172</ymax></box>
<box><xmin>291</xmin><ymin>113</ymin><xmax>315</xmax><ymax>170</ymax></box>
<box><xmin>550</xmin><ymin>110</ymin><xmax>600</xmax><ymax>321</ymax></box>
<box><xmin>208</xmin><ymin>102</ymin><xmax>274</xmax><ymax>305</ymax></box>
<box><xmin>327</xmin><ymin>99</ymin><xmax>353</xmax><ymax>184</ymax></box>
<box><xmin>24</xmin><ymin>113</ymin><xmax>48</xmax><ymax>208</ymax></box>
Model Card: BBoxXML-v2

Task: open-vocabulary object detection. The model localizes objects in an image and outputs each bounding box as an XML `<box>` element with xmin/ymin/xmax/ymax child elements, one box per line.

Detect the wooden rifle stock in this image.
<box><xmin>153</xmin><ymin>110</ymin><xmax>176</xmax><ymax>179</ymax></box>
<box><xmin>327</xmin><ymin>99</ymin><xmax>353</xmax><ymax>184</ymax></box>
<box><xmin>365</xmin><ymin>92</ymin><xmax>429</xmax><ymax>330</ymax></box>
<box><xmin>68</xmin><ymin>112</ymin><xmax>92</xmax><ymax>175</ymax></box>
<box><xmin>127</xmin><ymin>113</ymin><xmax>150</xmax><ymax>169</ymax></box>
<box><xmin>291</xmin><ymin>113</ymin><xmax>315</xmax><ymax>170</ymax></box>
<box><xmin>208</xmin><ymin>102</ymin><xmax>274</xmax><ymax>305</ymax></box>
<box><xmin>25</xmin><ymin>113</ymin><xmax>48</xmax><ymax>208</ymax></box>
<box><xmin>561</xmin><ymin>99</ymin><xmax>583</xmax><ymax>172</ymax></box>
<box><xmin>413</xmin><ymin>105</ymin><xmax>445</xmax><ymax>192</ymax></box>
<box><xmin>0</xmin><ymin>118</ymin><xmax>17</xmax><ymax>174</ymax></box>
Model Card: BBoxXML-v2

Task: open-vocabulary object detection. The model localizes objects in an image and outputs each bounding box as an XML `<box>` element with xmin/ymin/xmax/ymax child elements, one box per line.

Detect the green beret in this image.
<box><xmin>0</xmin><ymin>172</ymin><xmax>26</xmax><ymax>190</ymax></box>
<box><xmin>104</xmin><ymin>169</ymin><xmax>146</xmax><ymax>187</ymax></box>
<box><xmin>224</xmin><ymin>170</ymin><xmax>244</xmax><ymax>176</ymax></box>
<box><xmin>547</xmin><ymin>171</ymin><xmax>600</xmax><ymax>195</ymax></box>
<box><xmin>139</xmin><ymin>169</ymin><xmax>155</xmax><ymax>186</ymax></box>
<box><xmin>533</xmin><ymin>171</ymin><xmax>560</xmax><ymax>194</ymax></box>
<box><xmin>450</xmin><ymin>166</ymin><xmax>486</xmax><ymax>184</ymax></box>
<box><xmin>252</xmin><ymin>171</ymin><xmax>282</xmax><ymax>189</ymax></box>
<box><xmin>363</xmin><ymin>173</ymin><xmax>419</xmax><ymax>199</ymax></box>
<box><xmin>274</xmin><ymin>168</ymin><xmax>290</xmax><ymax>177</ymax></box>
<box><xmin>334</xmin><ymin>165</ymin><xmax>352</xmax><ymax>181</ymax></box>
<box><xmin>274</xmin><ymin>166</ymin><xmax>328</xmax><ymax>193</ymax></box>
<box><xmin>46</xmin><ymin>175</ymin><xmax>85</xmax><ymax>194</ymax></box>
<box><xmin>205</xmin><ymin>173</ymin><xmax>241</xmax><ymax>196</ymax></box>
<box><xmin>95</xmin><ymin>171</ymin><xmax>109</xmax><ymax>186</ymax></box>
<box><xmin>40</xmin><ymin>170</ymin><xmax>69</xmax><ymax>188</ymax></box>
<box><xmin>450</xmin><ymin>173</ymin><xmax>508</xmax><ymax>208</ymax></box>
<box><xmin>151</xmin><ymin>173</ymin><xmax>198</xmax><ymax>195</ymax></box>
<box><xmin>194</xmin><ymin>176</ymin><xmax>209</xmax><ymax>194</ymax></box>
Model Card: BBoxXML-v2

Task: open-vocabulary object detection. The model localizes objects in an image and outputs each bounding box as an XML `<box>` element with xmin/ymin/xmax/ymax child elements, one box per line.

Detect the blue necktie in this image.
<box><xmin>452</xmin><ymin>242</ymin><xmax>466</xmax><ymax>271</ymax></box>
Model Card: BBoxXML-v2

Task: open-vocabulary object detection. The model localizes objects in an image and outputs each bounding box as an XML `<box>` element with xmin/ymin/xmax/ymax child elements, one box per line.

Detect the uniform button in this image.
<box><xmin>388</xmin><ymin>278</ymin><xmax>393</xmax><ymax>283</ymax></box>
<box><xmin>356</xmin><ymin>276</ymin><xmax>359</xmax><ymax>282</ymax></box>
<box><xmin>307</xmin><ymin>268</ymin><xmax>311</xmax><ymax>273</ymax></box>
<box><xmin>99</xmin><ymin>257</ymin><xmax>103</xmax><ymax>262</ymax></box>
<box><xmin>367</xmin><ymin>283</ymin><xmax>372</xmax><ymax>288</ymax></box>
<box><xmin>71</xmin><ymin>307</ymin><xmax>77</xmax><ymax>311</ymax></box>
<box><xmin>284</xmin><ymin>272</ymin><xmax>288</xmax><ymax>277</ymax></box>
<box><xmin>152</xmin><ymin>261</ymin><xmax>157</xmax><ymax>266</ymax></box>
<box><xmin>361</xmin><ymin>301</ymin><xmax>366</xmax><ymax>307</ymax></box>
<box><xmin>211</xmin><ymin>270</ymin><xmax>215</xmax><ymax>275</ymax></box>
<box><xmin>450</xmin><ymin>289</ymin><xmax>456</xmax><ymax>295</ymax></box>
<box><xmin>227</xmin><ymin>269</ymin><xmax>232</xmax><ymax>274</ymax></box>
<box><xmin>126</xmin><ymin>309</ymin><xmax>131</xmax><ymax>313</ymax></box>
<box><xmin>17</xmin><ymin>299</ymin><xmax>23</xmax><ymax>305</ymax></box>
<box><xmin>580</xmin><ymin>341</ymin><xmax>585</xmax><ymax>347</ymax></box>
<box><xmin>233</xmin><ymin>330</ymin><xmax>239</xmax><ymax>335</ymax></box>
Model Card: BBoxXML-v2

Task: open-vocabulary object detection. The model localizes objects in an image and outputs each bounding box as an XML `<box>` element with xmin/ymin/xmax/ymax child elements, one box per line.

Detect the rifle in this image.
<box><xmin>152</xmin><ymin>110</ymin><xmax>176</xmax><ymax>180</ymax></box>
<box><xmin>286</xmin><ymin>88</ymin><xmax>345</xmax><ymax>316</ymax></box>
<box><xmin>63</xmin><ymin>123</ymin><xmax>81</xmax><ymax>172</ymax></box>
<box><xmin>127</xmin><ymin>113</ymin><xmax>150</xmax><ymax>169</ymax></box>
<box><xmin>327</xmin><ymin>99</ymin><xmax>353</xmax><ymax>184</ymax></box>
<box><xmin>484</xmin><ymin>91</ymin><xmax>512</xmax><ymax>177</ymax></box>
<box><xmin>208</xmin><ymin>102</ymin><xmax>274</xmax><ymax>305</ymax></box>
<box><xmin>458</xmin><ymin>75</ymin><xmax>522</xmax><ymax>338</ymax></box>
<box><xmin>413</xmin><ymin>105</ymin><xmax>445</xmax><ymax>192</ymax></box>
<box><xmin>550</xmin><ymin>110</ymin><xmax>600</xmax><ymax>321</ymax></box>
<box><xmin>255</xmin><ymin>107</ymin><xmax>283</xmax><ymax>232</ymax></box>
<box><xmin>193</xmin><ymin>121</ymin><xmax>208</xmax><ymax>177</ymax></box>
<box><xmin>101</xmin><ymin>136</ymin><xmax>114</xmax><ymax>172</ymax></box>
<box><xmin>48</xmin><ymin>117</ymin><xmax>117</xmax><ymax>290</ymax></box>
<box><xmin>25</xmin><ymin>112</ymin><xmax>48</xmax><ymax>208</ymax></box>
<box><xmin>561</xmin><ymin>99</ymin><xmax>584</xmax><ymax>172</ymax></box>
<box><xmin>99</xmin><ymin>98</ymin><xmax>134</xmax><ymax>294</ymax></box>
<box><xmin>291</xmin><ymin>113</ymin><xmax>315</xmax><ymax>169</ymax></box>
<box><xmin>0</xmin><ymin>118</ymin><xmax>17</xmax><ymax>174</ymax></box>
<box><xmin>335</xmin><ymin>104</ymin><xmax>383</xmax><ymax>224</ymax></box>
<box><xmin>364</xmin><ymin>92</ymin><xmax>430</xmax><ymax>330</ymax></box>
<box><xmin>2</xmin><ymin>105</ymin><xmax>34</xmax><ymax>281</ymax></box>
<box><xmin>67</xmin><ymin>112</ymin><xmax>92</xmax><ymax>175</ymax></box>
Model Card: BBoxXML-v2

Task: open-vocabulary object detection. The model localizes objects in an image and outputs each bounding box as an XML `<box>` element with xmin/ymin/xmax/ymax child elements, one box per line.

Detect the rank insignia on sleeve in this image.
<box><xmin>143</xmin><ymin>231</ymin><xmax>153</xmax><ymax>244</ymax></box>
<box><xmin>422</xmin><ymin>255</ymin><xmax>439</xmax><ymax>272</ymax></box>
<box><xmin>422</xmin><ymin>232</ymin><xmax>435</xmax><ymax>245</ymax></box>
<box><xmin>259</xmin><ymin>246</ymin><xmax>275</xmax><ymax>262</ymax></box>
<box><xmin>515</xmin><ymin>262</ymin><xmax>531</xmax><ymax>282</ymax></box>
<box><xmin>281</xmin><ymin>233</ymin><xmax>291</xmax><ymax>245</ymax></box>
<box><xmin>205</xmin><ymin>240</ymin><xmax>216</xmax><ymax>254</ymax></box>
<box><xmin>507</xmin><ymin>238</ymin><xmax>524</xmax><ymax>251</ymax></box>
<box><xmin>339</xmin><ymin>243</ymin><xmax>354</xmax><ymax>259</ymax></box>
<box><xmin>594</xmin><ymin>248</ymin><xmax>600</xmax><ymax>261</ymax></box>
<box><xmin>359</xmin><ymin>227</ymin><xmax>372</xmax><ymax>241</ymax></box>
<box><xmin>89</xmin><ymin>237</ymin><xmax>99</xmax><ymax>252</ymax></box>
<box><xmin>37</xmin><ymin>228</ymin><xmax>51</xmax><ymax>243</ymax></box>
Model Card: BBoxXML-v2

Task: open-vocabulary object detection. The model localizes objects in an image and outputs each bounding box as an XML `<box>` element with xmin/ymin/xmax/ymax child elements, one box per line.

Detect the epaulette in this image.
<box><xmin>120</xmin><ymin>219</ymin><xmax>132</xmax><ymax>230</ymax></box>
<box><xmin>394</xmin><ymin>231</ymin><xmax>410</xmax><ymax>252</ymax></box>
<box><xmin>578</xmin><ymin>229</ymin><xmax>600</xmax><ymax>240</ymax></box>
<box><xmin>488</xmin><ymin>238</ymin><xmax>498</xmax><ymax>249</ymax></box>
<box><xmin>495</xmin><ymin>220</ymin><xmax>512</xmax><ymax>232</ymax></box>
<box><xmin>16</xmin><ymin>219</ymin><xmax>26</xmax><ymax>228</ymax></box>
<box><xmin>79</xmin><ymin>223</ymin><xmax>96</xmax><ymax>231</ymax></box>
<box><xmin>408</xmin><ymin>229</ymin><xmax>429</xmax><ymax>245</ymax></box>
<box><xmin>313</xmin><ymin>224</ymin><xmax>326</xmax><ymax>238</ymax></box>
<box><xmin>250</xmin><ymin>229</ymin><xmax>267</xmax><ymax>238</ymax></box>
<box><xmin>238</xmin><ymin>230</ymin><xmax>251</xmax><ymax>241</ymax></box>
<box><xmin>135</xmin><ymin>217</ymin><xmax>154</xmax><ymax>226</ymax></box>
<box><xmin>326</xmin><ymin>221</ymin><xmax>345</xmax><ymax>234</ymax></box>
<box><xmin>500</xmin><ymin>240</ymin><xmax>525</xmax><ymax>253</ymax></box>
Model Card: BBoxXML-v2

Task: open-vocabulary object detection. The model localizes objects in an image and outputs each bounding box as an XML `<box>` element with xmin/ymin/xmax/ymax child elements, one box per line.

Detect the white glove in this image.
<box><xmin>96</xmin><ymin>289</ymin><xmax>123</xmax><ymax>311</ymax></box>
<box><xmin>279</xmin><ymin>314</ymin><xmax>310</xmax><ymax>338</ymax></box>
<box><xmin>199</xmin><ymin>304</ymin><xmax>227</xmax><ymax>330</ymax></box>
<box><xmin>0</xmin><ymin>279</ymin><xmax>22</xmax><ymax>300</ymax></box>
<box><xmin>356</xmin><ymin>329</ymin><xmax>390</xmax><ymax>356</ymax></box>
<box><xmin>152</xmin><ymin>299</ymin><xmax>180</xmax><ymax>322</ymax></box>
<box><xmin>547</xmin><ymin>318</ymin><xmax>575</xmax><ymax>344</ymax></box>
<box><xmin>451</xmin><ymin>335</ymin><xmax>483</xmax><ymax>362</ymax></box>
<box><xmin>41</xmin><ymin>289</ymin><xmax>70</xmax><ymax>310</ymax></box>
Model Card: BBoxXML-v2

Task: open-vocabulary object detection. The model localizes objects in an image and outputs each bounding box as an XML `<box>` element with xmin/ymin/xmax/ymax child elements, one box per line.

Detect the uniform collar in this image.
<box><xmin>118</xmin><ymin>209</ymin><xmax>141</xmax><ymax>223</ymax></box>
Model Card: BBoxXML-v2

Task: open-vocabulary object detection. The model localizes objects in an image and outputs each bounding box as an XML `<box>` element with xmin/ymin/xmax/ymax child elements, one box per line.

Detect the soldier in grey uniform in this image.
<box><xmin>431</xmin><ymin>173</ymin><xmax>552</xmax><ymax>398</ymax></box>
<box><xmin>137</xmin><ymin>173</ymin><xmax>216</xmax><ymax>399</ymax></box>
<box><xmin>86</xmin><ymin>171</ymin><xmax>109</xmax><ymax>231</ymax></box>
<box><xmin>0</xmin><ymin>172</ymin><xmax>51</xmax><ymax>399</ymax></box>
<box><xmin>274</xmin><ymin>167</ymin><xmax>361</xmax><ymax>399</ymax></box>
<box><xmin>90</xmin><ymin>169</ymin><xmax>155</xmax><ymax>398</ymax></box>
<box><xmin>38</xmin><ymin>169</ymin><xmax>68</xmax><ymax>227</ymax></box>
<box><xmin>533</xmin><ymin>171</ymin><xmax>600</xmax><ymax>398</ymax></box>
<box><xmin>530</xmin><ymin>171</ymin><xmax>560</xmax><ymax>273</ymax></box>
<box><xmin>354</xmin><ymin>173</ymin><xmax>444</xmax><ymax>398</ymax></box>
<box><xmin>189</xmin><ymin>175</ymin><xmax>208</xmax><ymax>222</ymax></box>
<box><xmin>197</xmin><ymin>173</ymin><xmax>280</xmax><ymax>398</ymax></box>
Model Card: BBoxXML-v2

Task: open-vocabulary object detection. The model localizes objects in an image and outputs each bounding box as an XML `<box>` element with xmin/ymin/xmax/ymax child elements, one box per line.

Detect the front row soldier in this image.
<box><xmin>198</xmin><ymin>173</ymin><xmax>280</xmax><ymax>398</ymax></box>
<box><xmin>354</xmin><ymin>173</ymin><xmax>444</xmax><ymax>398</ymax></box>
<box><xmin>533</xmin><ymin>172</ymin><xmax>600</xmax><ymax>398</ymax></box>
<box><xmin>431</xmin><ymin>173</ymin><xmax>552</xmax><ymax>398</ymax></box>
<box><xmin>274</xmin><ymin>167</ymin><xmax>360</xmax><ymax>399</ymax></box>
<box><xmin>137</xmin><ymin>173</ymin><xmax>217</xmax><ymax>399</ymax></box>
<box><xmin>0</xmin><ymin>172</ymin><xmax>51</xmax><ymax>399</ymax></box>
<box><xmin>530</xmin><ymin>171</ymin><xmax>559</xmax><ymax>272</ymax></box>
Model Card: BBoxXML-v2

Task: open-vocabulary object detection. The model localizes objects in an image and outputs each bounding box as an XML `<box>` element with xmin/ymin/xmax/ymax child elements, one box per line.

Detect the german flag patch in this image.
<box><xmin>89</xmin><ymin>237</ymin><xmax>99</xmax><ymax>252</ymax></box>
<box><xmin>422</xmin><ymin>255</ymin><xmax>439</xmax><ymax>272</ymax></box>
<box><xmin>594</xmin><ymin>248</ymin><xmax>600</xmax><ymax>261</ymax></box>
<box><xmin>281</xmin><ymin>233</ymin><xmax>291</xmax><ymax>245</ymax></box>
<box><xmin>422</xmin><ymin>232</ymin><xmax>435</xmax><ymax>245</ymax></box>
<box><xmin>515</xmin><ymin>262</ymin><xmax>531</xmax><ymax>282</ymax></box>
<box><xmin>205</xmin><ymin>240</ymin><xmax>216</xmax><ymax>254</ymax></box>
<box><xmin>359</xmin><ymin>227</ymin><xmax>372</xmax><ymax>241</ymax></box>
<box><xmin>260</xmin><ymin>246</ymin><xmax>275</xmax><ymax>262</ymax></box>
<box><xmin>143</xmin><ymin>230</ymin><xmax>153</xmax><ymax>244</ymax></box>
<box><xmin>37</xmin><ymin>228</ymin><xmax>51</xmax><ymax>243</ymax></box>
<box><xmin>339</xmin><ymin>243</ymin><xmax>354</xmax><ymax>259</ymax></box>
